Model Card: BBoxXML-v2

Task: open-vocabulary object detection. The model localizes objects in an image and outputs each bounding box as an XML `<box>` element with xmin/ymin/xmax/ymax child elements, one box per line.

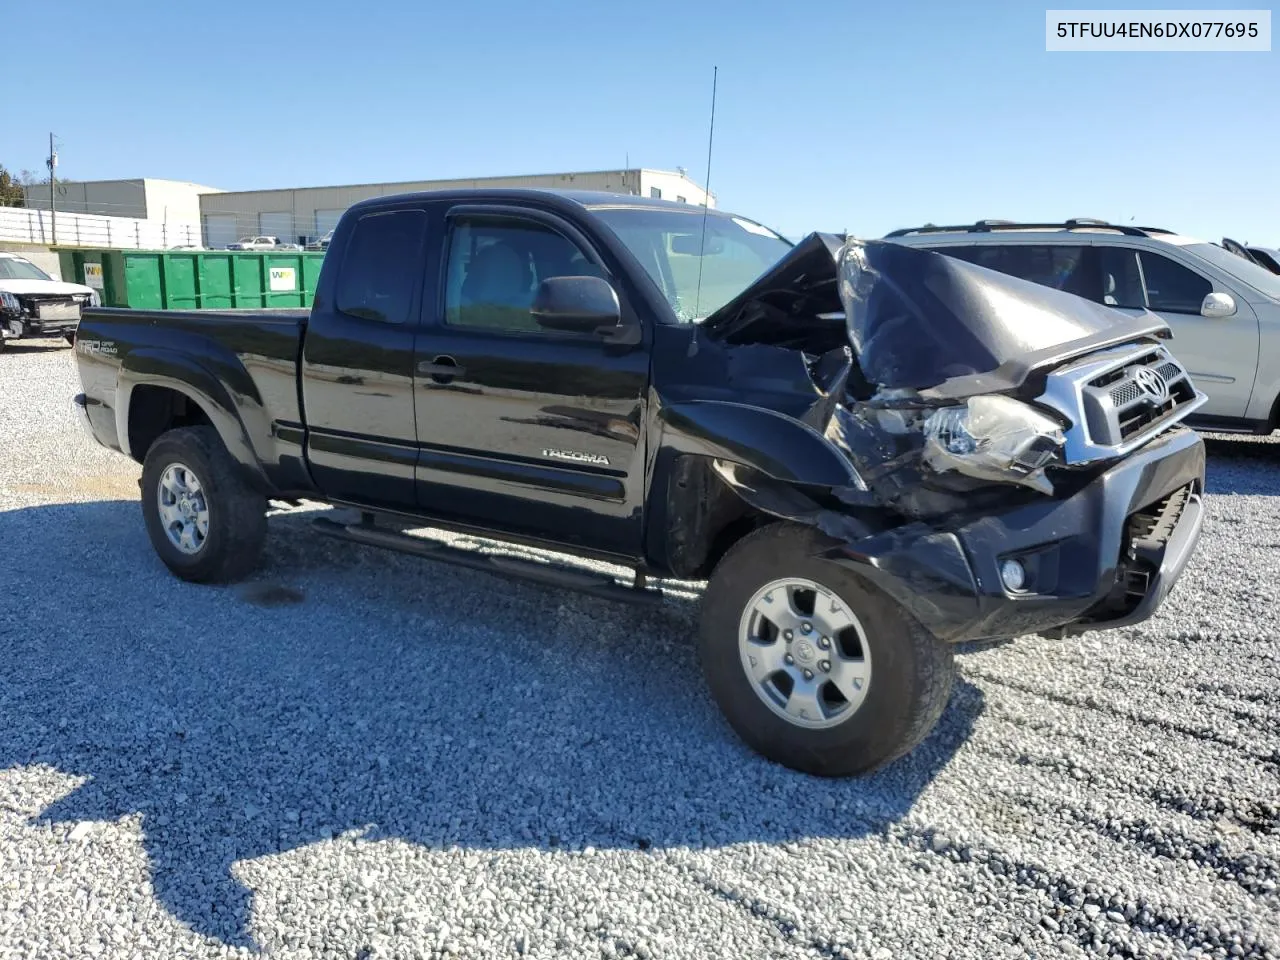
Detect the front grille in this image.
<box><xmin>1111</xmin><ymin>381</ymin><xmax>1141</xmax><ymax>406</ymax></box>
<box><xmin>1036</xmin><ymin>342</ymin><xmax>1206</xmax><ymax>464</ymax></box>
<box><xmin>1082</xmin><ymin>347</ymin><xmax>1195</xmax><ymax>446</ymax></box>
<box><xmin>16</xmin><ymin>294</ymin><xmax>86</xmax><ymax>321</ymax></box>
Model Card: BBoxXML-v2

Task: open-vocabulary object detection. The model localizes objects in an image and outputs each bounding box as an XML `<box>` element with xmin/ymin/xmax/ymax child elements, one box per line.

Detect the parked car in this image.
<box><xmin>889</xmin><ymin>219</ymin><xmax>1280</xmax><ymax>434</ymax></box>
<box><xmin>0</xmin><ymin>252</ymin><xmax>97</xmax><ymax>352</ymax></box>
<box><xmin>72</xmin><ymin>191</ymin><xmax>1206</xmax><ymax>776</ymax></box>
<box><xmin>305</xmin><ymin>230</ymin><xmax>334</xmax><ymax>251</ymax></box>
<box><xmin>1245</xmin><ymin>245</ymin><xmax>1280</xmax><ymax>274</ymax></box>
<box><xmin>225</xmin><ymin>235</ymin><xmax>282</xmax><ymax>251</ymax></box>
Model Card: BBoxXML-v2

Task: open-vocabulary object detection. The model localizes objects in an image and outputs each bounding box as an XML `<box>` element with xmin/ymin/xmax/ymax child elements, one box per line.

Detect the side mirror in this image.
<box><xmin>532</xmin><ymin>275</ymin><xmax>622</xmax><ymax>335</ymax></box>
<box><xmin>1201</xmin><ymin>291</ymin><xmax>1237</xmax><ymax>319</ymax></box>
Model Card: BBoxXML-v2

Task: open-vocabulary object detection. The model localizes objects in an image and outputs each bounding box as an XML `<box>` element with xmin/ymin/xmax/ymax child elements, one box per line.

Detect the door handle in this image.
<box><xmin>418</xmin><ymin>356</ymin><xmax>465</xmax><ymax>383</ymax></box>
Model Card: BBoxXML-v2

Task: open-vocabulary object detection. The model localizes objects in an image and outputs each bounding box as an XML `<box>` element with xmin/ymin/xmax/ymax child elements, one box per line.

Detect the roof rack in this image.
<box><xmin>884</xmin><ymin>219</ymin><xmax>1167</xmax><ymax>239</ymax></box>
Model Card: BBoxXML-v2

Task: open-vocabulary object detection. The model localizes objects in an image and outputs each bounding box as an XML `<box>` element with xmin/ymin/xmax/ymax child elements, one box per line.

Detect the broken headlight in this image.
<box><xmin>922</xmin><ymin>395</ymin><xmax>1065</xmax><ymax>494</ymax></box>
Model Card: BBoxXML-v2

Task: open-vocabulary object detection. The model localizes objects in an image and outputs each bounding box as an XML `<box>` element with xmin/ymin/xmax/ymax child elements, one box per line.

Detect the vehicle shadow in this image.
<box><xmin>0</xmin><ymin>499</ymin><xmax>983</xmax><ymax>947</ymax></box>
<box><xmin>1204</xmin><ymin>438</ymin><xmax>1280</xmax><ymax>496</ymax></box>
<box><xmin>0</xmin><ymin>339</ymin><xmax>74</xmax><ymax>354</ymax></box>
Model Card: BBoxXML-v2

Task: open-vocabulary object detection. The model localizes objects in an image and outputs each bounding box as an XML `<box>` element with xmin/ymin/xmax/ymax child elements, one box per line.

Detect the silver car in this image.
<box><xmin>889</xmin><ymin>219</ymin><xmax>1280</xmax><ymax>434</ymax></box>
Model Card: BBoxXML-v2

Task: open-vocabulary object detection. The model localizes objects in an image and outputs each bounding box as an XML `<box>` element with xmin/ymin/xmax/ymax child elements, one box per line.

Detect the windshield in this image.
<box><xmin>591</xmin><ymin>207</ymin><xmax>792</xmax><ymax>321</ymax></box>
<box><xmin>0</xmin><ymin>257</ymin><xmax>53</xmax><ymax>282</ymax></box>
<box><xmin>1185</xmin><ymin>242</ymin><xmax>1280</xmax><ymax>300</ymax></box>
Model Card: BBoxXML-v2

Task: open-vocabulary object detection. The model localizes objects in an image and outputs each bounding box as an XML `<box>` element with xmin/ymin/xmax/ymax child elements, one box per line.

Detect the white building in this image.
<box><xmin>22</xmin><ymin>178</ymin><xmax>222</xmax><ymax>226</ymax></box>
<box><xmin>198</xmin><ymin>168</ymin><xmax>714</xmax><ymax>248</ymax></box>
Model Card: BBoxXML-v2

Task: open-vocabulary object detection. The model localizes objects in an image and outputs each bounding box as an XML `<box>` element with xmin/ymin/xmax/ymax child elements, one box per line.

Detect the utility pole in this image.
<box><xmin>47</xmin><ymin>133</ymin><xmax>58</xmax><ymax>246</ymax></box>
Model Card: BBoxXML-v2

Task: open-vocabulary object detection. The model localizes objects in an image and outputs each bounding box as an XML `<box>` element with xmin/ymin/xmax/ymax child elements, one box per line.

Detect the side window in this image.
<box><xmin>335</xmin><ymin>209</ymin><xmax>427</xmax><ymax>324</ymax></box>
<box><xmin>1138</xmin><ymin>252</ymin><xmax>1211</xmax><ymax>313</ymax></box>
<box><xmin>937</xmin><ymin>244</ymin><xmax>999</xmax><ymax>270</ymax></box>
<box><xmin>444</xmin><ymin>216</ymin><xmax>603</xmax><ymax>334</ymax></box>
<box><xmin>935</xmin><ymin>244</ymin><xmax>1097</xmax><ymax>299</ymax></box>
<box><xmin>935</xmin><ymin>244</ymin><xmax>1020</xmax><ymax>275</ymax></box>
<box><xmin>1096</xmin><ymin>248</ymin><xmax>1146</xmax><ymax>308</ymax></box>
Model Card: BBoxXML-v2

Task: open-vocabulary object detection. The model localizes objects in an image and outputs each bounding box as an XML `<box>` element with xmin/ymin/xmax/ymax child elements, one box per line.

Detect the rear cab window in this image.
<box><xmin>335</xmin><ymin>209</ymin><xmax>428</xmax><ymax>324</ymax></box>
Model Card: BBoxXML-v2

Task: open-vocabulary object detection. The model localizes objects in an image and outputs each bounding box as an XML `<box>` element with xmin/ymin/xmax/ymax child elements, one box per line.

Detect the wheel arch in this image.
<box><xmin>647</xmin><ymin>450</ymin><xmax>880</xmax><ymax>581</ymax></box>
<box><xmin>118</xmin><ymin>349</ymin><xmax>269</xmax><ymax>490</ymax></box>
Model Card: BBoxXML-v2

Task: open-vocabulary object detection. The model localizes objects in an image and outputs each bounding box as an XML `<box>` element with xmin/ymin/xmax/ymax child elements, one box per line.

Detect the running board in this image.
<box><xmin>310</xmin><ymin>516</ymin><xmax>666</xmax><ymax>606</ymax></box>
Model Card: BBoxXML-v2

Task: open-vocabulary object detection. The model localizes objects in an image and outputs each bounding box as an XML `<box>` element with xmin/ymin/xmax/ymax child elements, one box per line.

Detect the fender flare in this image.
<box><xmin>657</xmin><ymin>399</ymin><xmax>861</xmax><ymax>487</ymax></box>
<box><xmin>116</xmin><ymin>348</ymin><xmax>269</xmax><ymax>488</ymax></box>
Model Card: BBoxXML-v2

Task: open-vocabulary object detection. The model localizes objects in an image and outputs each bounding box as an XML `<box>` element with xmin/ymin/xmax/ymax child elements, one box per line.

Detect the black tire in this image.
<box><xmin>140</xmin><ymin>426</ymin><xmax>267</xmax><ymax>584</ymax></box>
<box><xmin>699</xmin><ymin>522</ymin><xmax>955</xmax><ymax>777</ymax></box>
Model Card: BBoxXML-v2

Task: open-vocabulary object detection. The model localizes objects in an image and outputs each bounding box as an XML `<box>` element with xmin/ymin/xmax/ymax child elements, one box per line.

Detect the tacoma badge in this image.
<box><xmin>542</xmin><ymin>448</ymin><xmax>610</xmax><ymax>466</ymax></box>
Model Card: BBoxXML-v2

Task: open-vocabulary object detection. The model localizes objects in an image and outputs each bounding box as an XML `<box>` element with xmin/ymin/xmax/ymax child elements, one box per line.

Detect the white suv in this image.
<box><xmin>888</xmin><ymin>220</ymin><xmax>1280</xmax><ymax>434</ymax></box>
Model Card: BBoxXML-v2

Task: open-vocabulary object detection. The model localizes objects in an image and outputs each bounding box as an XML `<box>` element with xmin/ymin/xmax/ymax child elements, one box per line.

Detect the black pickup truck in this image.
<box><xmin>73</xmin><ymin>189</ymin><xmax>1207</xmax><ymax>776</ymax></box>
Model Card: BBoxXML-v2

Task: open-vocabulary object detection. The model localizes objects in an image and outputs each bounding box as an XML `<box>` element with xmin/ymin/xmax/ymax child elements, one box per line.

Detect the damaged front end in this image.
<box><xmin>694</xmin><ymin>234</ymin><xmax>1208</xmax><ymax>642</ymax></box>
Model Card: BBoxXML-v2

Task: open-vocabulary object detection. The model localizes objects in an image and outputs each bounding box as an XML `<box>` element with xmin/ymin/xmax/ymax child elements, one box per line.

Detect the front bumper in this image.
<box><xmin>824</xmin><ymin>426</ymin><xmax>1206</xmax><ymax>643</ymax></box>
<box><xmin>2</xmin><ymin>316</ymin><xmax>80</xmax><ymax>340</ymax></box>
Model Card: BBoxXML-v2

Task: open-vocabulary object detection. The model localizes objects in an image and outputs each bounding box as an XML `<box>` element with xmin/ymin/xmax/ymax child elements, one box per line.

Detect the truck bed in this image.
<box><xmin>75</xmin><ymin>307</ymin><xmax>310</xmax><ymax>486</ymax></box>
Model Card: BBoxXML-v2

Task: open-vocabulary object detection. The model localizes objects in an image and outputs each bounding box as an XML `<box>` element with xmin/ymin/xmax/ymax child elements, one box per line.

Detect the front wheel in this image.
<box><xmin>698</xmin><ymin>523</ymin><xmax>955</xmax><ymax>777</ymax></box>
<box><xmin>141</xmin><ymin>426</ymin><xmax>267</xmax><ymax>583</ymax></box>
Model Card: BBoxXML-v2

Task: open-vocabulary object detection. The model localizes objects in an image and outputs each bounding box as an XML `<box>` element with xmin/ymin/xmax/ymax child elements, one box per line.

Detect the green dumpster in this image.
<box><xmin>54</xmin><ymin>248</ymin><xmax>326</xmax><ymax>311</ymax></box>
<box><xmin>57</xmin><ymin>250</ymin><xmax>108</xmax><ymax>300</ymax></box>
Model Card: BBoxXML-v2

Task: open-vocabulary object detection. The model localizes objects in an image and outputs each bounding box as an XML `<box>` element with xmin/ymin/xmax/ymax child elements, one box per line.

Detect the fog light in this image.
<box><xmin>1000</xmin><ymin>559</ymin><xmax>1027</xmax><ymax>592</ymax></box>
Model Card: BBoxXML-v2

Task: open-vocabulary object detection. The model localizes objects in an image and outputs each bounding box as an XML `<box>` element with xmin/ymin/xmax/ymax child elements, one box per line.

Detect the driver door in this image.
<box><xmin>411</xmin><ymin>202</ymin><xmax>650</xmax><ymax>558</ymax></box>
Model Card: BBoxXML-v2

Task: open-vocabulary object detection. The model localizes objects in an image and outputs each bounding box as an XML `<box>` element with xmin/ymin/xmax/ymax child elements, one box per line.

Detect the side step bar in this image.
<box><xmin>311</xmin><ymin>516</ymin><xmax>667</xmax><ymax>606</ymax></box>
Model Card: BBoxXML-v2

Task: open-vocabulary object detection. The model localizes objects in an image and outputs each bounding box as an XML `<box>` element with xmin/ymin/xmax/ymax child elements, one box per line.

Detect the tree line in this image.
<box><xmin>0</xmin><ymin>165</ymin><xmax>52</xmax><ymax>207</ymax></box>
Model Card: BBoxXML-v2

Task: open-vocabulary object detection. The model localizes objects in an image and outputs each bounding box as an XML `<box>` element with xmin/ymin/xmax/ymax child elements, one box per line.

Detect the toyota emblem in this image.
<box><xmin>1133</xmin><ymin>367</ymin><xmax>1169</xmax><ymax>404</ymax></box>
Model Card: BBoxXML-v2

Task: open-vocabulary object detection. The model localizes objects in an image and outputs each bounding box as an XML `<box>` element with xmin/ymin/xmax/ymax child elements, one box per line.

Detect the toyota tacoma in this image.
<box><xmin>72</xmin><ymin>189</ymin><xmax>1207</xmax><ymax>776</ymax></box>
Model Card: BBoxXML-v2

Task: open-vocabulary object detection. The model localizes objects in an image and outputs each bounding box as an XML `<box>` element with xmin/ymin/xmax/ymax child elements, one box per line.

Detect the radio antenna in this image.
<box><xmin>693</xmin><ymin>65</ymin><xmax>718</xmax><ymax>321</ymax></box>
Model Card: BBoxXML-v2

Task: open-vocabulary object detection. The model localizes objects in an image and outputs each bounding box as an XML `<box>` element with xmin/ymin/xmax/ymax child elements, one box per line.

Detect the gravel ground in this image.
<box><xmin>1</xmin><ymin>338</ymin><xmax>1277</xmax><ymax>960</ymax></box>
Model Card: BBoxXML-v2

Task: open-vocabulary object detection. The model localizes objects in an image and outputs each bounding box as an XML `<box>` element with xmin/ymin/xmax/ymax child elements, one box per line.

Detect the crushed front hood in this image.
<box><xmin>703</xmin><ymin>233</ymin><xmax>1171</xmax><ymax>395</ymax></box>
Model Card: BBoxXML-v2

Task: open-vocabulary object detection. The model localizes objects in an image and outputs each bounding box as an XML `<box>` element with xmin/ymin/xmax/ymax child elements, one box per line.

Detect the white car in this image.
<box><xmin>0</xmin><ymin>253</ymin><xmax>98</xmax><ymax>352</ymax></box>
<box><xmin>225</xmin><ymin>235</ymin><xmax>282</xmax><ymax>251</ymax></box>
<box><xmin>888</xmin><ymin>219</ymin><xmax>1280</xmax><ymax>434</ymax></box>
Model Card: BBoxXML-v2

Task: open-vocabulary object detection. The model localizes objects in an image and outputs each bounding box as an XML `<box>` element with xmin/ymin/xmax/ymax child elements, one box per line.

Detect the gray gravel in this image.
<box><xmin>1</xmin><ymin>338</ymin><xmax>1277</xmax><ymax>959</ymax></box>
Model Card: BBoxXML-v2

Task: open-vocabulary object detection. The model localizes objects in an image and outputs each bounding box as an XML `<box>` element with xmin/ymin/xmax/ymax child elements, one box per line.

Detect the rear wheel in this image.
<box><xmin>699</xmin><ymin>523</ymin><xmax>955</xmax><ymax>777</ymax></box>
<box><xmin>141</xmin><ymin>426</ymin><xmax>267</xmax><ymax>583</ymax></box>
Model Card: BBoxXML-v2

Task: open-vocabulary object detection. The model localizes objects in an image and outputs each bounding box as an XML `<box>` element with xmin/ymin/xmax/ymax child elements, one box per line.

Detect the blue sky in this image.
<box><xmin>7</xmin><ymin>0</ymin><xmax>1277</xmax><ymax>243</ymax></box>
